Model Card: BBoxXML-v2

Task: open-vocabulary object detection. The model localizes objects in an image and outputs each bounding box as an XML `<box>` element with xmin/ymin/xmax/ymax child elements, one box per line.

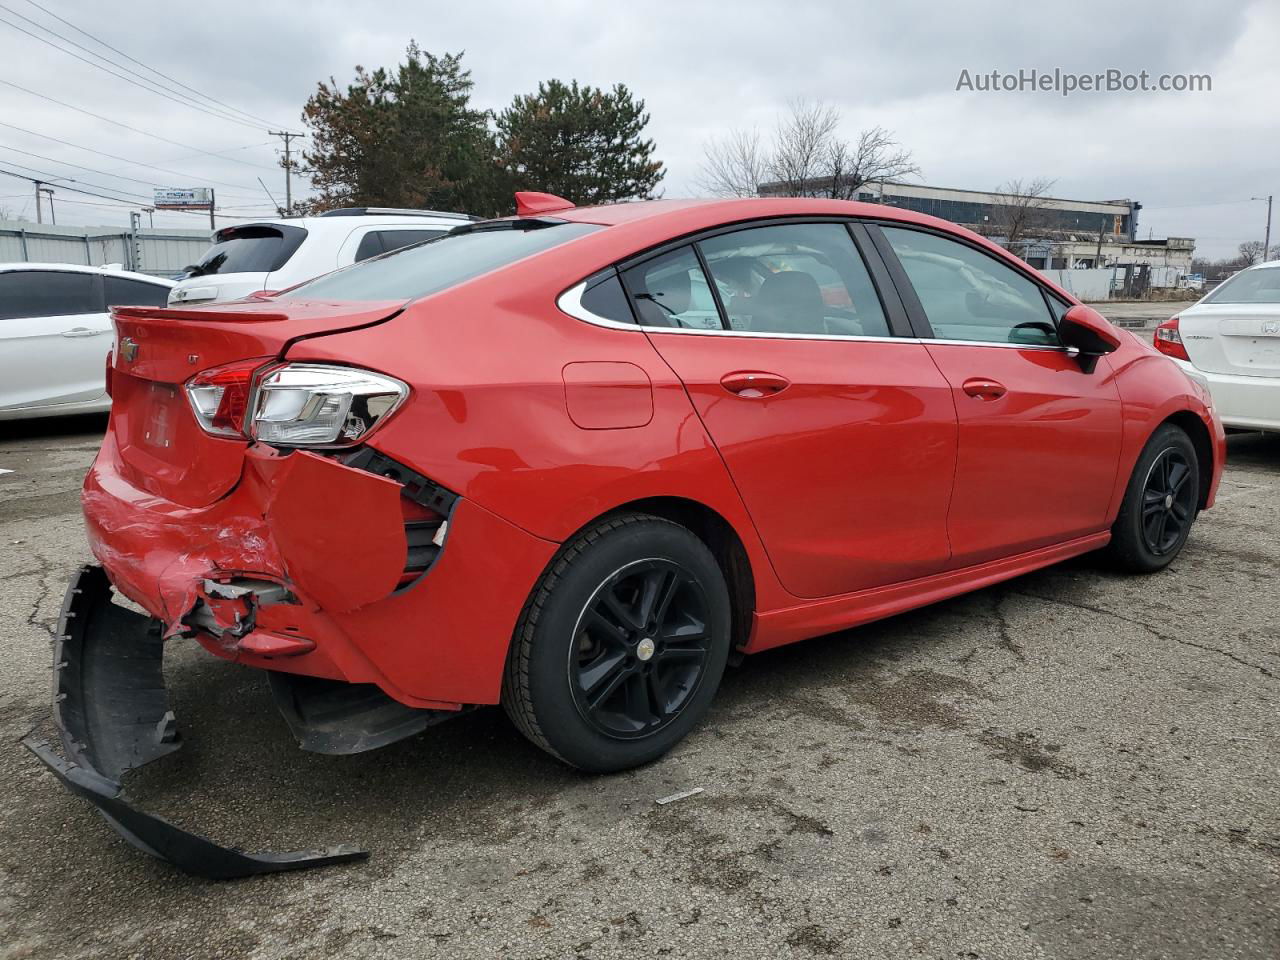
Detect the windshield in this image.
<box><xmin>1202</xmin><ymin>266</ymin><xmax>1280</xmax><ymax>304</ymax></box>
<box><xmin>284</xmin><ymin>221</ymin><xmax>600</xmax><ymax>302</ymax></box>
<box><xmin>184</xmin><ymin>223</ymin><xmax>307</xmax><ymax>278</ymax></box>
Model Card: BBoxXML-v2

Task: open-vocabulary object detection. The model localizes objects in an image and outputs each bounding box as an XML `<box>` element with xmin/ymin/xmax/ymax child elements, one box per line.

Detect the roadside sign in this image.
<box><xmin>153</xmin><ymin>187</ymin><xmax>212</xmax><ymax>209</ymax></box>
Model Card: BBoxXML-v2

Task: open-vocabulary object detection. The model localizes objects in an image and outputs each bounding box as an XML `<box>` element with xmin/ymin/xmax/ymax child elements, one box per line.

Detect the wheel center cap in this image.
<box><xmin>636</xmin><ymin>638</ymin><xmax>656</xmax><ymax>662</ymax></box>
<box><xmin>1164</xmin><ymin>494</ymin><xmax>1174</xmax><ymax>510</ymax></box>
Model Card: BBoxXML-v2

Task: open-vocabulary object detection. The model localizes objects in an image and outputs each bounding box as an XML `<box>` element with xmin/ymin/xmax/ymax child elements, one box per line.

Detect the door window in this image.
<box><xmin>0</xmin><ymin>271</ymin><xmax>99</xmax><ymax>320</ymax></box>
<box><xmin>699</xmin><ymin>223</ymin><xmax>890</xmax><ymax>337</ymax></box>
<box><xmin>353</xmin><ymin>229</ymin><xmax>448</xmax><ymax>263</ymax></box>
<box><xmin>881</xmin><ymin>227</ymin><xmax>1059</xmax><ymax>346</ymax></box>
<box><xmin>105</xmin><ymin>275</ymin><xmax>170</xmax><ymax>308</ymax></box>
<box><xmin>620</xmin><ymin>247</ymin><xmax>722</xmax><ymax>330</ymax></box>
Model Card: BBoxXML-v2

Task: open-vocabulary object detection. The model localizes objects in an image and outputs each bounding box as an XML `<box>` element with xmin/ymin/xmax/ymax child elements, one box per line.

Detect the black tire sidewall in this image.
<box><xmin>1112</xmin><ymin>425</ymin><xmax>1199</xmax><ymax>572</ymax></box>
<box><xmin>523</xmin><ymin>520</ymin><xmax>731</xmax><ymax>773</ymax></box>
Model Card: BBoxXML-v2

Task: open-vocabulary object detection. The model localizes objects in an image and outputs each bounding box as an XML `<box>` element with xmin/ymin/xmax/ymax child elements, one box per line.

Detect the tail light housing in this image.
<box><xmin>185</xmin><ymin>361</ymin><xmax>408</xmax><ymax>447</ymax></box>
<box><xmin>1154</xmin><ymin>316</ymin><xmax>1190</xmax><ymax>361</ymax></box>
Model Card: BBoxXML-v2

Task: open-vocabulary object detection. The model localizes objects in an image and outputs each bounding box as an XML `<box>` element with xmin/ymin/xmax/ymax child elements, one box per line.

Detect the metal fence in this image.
<box><xmin>0</xmin><ymin>220</ymin><xmax>211</xmax><ymax>279</ymax></box>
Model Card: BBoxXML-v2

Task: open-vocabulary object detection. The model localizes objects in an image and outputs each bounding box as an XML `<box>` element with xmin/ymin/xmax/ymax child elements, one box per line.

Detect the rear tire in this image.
<box><xmin>502</xmin><ymin>513</ymin><xmax>731</xmax><ymax>773</ymax></box>
<box><xmin>1106</xmin><ymin>423</ymin><xmax>1200</xmax><ymax>573</ymax></box>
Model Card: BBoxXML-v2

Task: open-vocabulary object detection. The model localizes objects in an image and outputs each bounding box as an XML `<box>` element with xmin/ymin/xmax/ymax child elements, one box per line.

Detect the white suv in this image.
<box><xmin>168</xmin><ymin>208</ymin><xmax>478</xmax><ymax>305</ymax></box>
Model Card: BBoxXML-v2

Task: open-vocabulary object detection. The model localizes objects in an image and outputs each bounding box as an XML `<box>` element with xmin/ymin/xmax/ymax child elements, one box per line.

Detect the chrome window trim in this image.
<box><xmin>558</xmin><ymin>281</ymin><xmax>1068</xmax><ymax>351</ymax></box>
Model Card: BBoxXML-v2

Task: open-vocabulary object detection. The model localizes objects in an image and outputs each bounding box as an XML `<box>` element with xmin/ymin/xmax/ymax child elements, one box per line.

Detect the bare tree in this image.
<box><xmin>1238</xmin><ymin>240</ymin><xmax>1266</xmax><ymax>265</ymax></box>
<box><xmin>989</xmin><ymin>177</ymin><xmax>1057</xmax><ymax>251</ymax></box>
<box><xmin>697</xmin><ymin>128</ymin><xmax>767</xmax><ymax>198</ymax></box>
<box><xmin>697</xmin><ymin>100</ymin><xmax>920</xmax><ymax>201</ymax></box>
<box><xmin>769</xmin><ymin>100</ymin><xmax>840</xmax><ymax>197</ymax></box>
<box><xmin>821</xmin><ymin>126</ymin><xmax>921</xmax><ymax>200</ymax></box>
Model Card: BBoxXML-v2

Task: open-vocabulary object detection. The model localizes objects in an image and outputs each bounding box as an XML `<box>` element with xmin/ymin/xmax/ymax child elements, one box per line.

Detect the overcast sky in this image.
<box><xmin>0</xmin><ymin>0</ymin><xmax>1275</xmax><ymax>258</ymax></box>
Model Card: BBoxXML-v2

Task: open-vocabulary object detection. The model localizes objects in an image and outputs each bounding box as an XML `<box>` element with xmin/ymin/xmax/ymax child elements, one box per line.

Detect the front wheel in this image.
<box><xmin>502</xmin><ymin>513</ymin><xmax>732</xmax><ymax>773</ymax></box>
<box><xmin>1106</xmin><ymin>423</ymin><xmax>1200</xmax><ymax>573</ymax></box>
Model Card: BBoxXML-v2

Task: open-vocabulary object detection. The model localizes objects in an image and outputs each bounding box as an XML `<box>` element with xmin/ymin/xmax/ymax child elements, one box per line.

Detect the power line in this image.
<box><xmin>0</xmin><ymin>120</ymin><xmax>272</xmax><ymax>194</ymax></box>
<box><xmin>0</xmin><ymin>163</ymin><xmax>149</xmax><ymax>204</ymax></box>
<box><xmin>0</xmin><ymin>139</ymin><xmax>265</xmax><ymax>203</ymax></box>
<box><xmin>0</xmin><ymin>78</ymin><xmax>279</xmax><ymax>171</ymax></box>
<box><xmin>18</xmin><ymin>0</ymin><xmax>299</xmax><ymax>133</ymax></box>
<box><xmin>0</xmin><ymin>6</ymin><xmax>268</xmax><ymax>131</ymax></box>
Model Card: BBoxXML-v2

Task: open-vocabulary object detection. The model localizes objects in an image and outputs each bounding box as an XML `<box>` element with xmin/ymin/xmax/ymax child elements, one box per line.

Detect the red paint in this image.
<box><xmin>81</xmin><ymin>197</ymin><xmax>1223</xmax><ymax>712</ymax></box>
<box><xmin>515</xmin><ymin>191</ymin><xmax>576</xmax><ymax>216</ymax></box>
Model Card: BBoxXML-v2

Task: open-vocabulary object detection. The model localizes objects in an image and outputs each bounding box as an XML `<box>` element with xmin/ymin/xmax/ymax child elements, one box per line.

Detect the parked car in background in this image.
<box><xmin>168</xmin><ymin>207</ymin><xmax>479</xmax><ymax>305</ymax></box>
<box><xmin>29</xmin><ymin>193</ymin><xmax>1223</xmax><ymax>879</ymax></box>
<box><xmin>0</xmin><ymin>263</ymin><xmax>173</xmax><ymax>420</ymax></box>
<box><xmin>1155</xmin><ymin>259</ymin><xmax>1280</xmax><ymax>432</ymax></box>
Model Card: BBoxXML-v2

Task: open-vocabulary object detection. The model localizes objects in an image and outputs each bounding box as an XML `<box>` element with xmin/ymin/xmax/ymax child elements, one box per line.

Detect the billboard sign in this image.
<box><xmin>153</xmin><ymin>187</ymin><xmax>212</xmax><ymax>209</ymax></box>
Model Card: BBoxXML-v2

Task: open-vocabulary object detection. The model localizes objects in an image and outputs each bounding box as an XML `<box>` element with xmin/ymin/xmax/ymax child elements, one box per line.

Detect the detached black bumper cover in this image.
<box><xmin>22</xmin><ymin>564</ymin><xmax>367</xmax><ymax>880</ymax></box>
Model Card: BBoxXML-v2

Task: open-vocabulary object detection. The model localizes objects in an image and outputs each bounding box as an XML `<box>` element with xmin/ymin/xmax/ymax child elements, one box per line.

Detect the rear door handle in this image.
<box><xmin>61</xmin><ymin>327</ymin><xmax>104</xmax><ymax>338</ymax></box>
<box><xmin>720</xmin><ymin>371</ymin><xmax>790</xmax><ymax>398</ymax></box>
<box><xmin>961</xmin><ymin>377</ymin><xmax>1007</xmax><ymax>400</ymax></box>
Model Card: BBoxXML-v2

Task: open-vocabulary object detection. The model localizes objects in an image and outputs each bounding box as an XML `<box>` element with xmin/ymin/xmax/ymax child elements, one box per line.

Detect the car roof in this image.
<box><xmin>0</xmin><ymin>262</ymin><xmax>175</xmax><ymax>285</ymax></box>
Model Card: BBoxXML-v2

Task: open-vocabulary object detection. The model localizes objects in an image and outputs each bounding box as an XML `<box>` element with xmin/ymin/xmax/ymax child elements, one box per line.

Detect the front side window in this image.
<box><xmin>287</xmin><ymin>221</ymin><xmax>600</xmax><ymax>302</ymax></box>
<box><xmin>620</xmin><ymin>247</ymin><xmax>722</xmax><ymax>330</ymax></box>
<box><xmin>699</xmin><ymin>223</ymin><xmax>890</xmax><ymax>337</ymax></box>
<box><xmin>882</xmin><ymin>227</ymin><xmax>1058</xmax><ymax>346</ymax></box>
<box><xmin>1202</xmin><ymin>266</ymin><xmax>1280</xmax><ymax>303</ymax></box>
<box><xmin>0</xmin><ymin>270</ymin><xmax>98</xmax><ymax>320</ymax></box>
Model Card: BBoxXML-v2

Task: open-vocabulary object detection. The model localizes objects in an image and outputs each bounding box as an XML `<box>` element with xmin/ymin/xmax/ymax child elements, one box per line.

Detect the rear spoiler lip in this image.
<box><xmin>111</xmin><ymin>298</ymin><xmax>409</xmax><ymax>325</ymax></box>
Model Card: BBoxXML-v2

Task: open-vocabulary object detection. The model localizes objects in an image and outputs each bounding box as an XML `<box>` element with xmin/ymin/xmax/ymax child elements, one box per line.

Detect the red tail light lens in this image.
<box><xmin>104</xmin><ymin>349</ymin><xmax>113</xmax><ymax>398</ymax></box>
<box><xmin>185</xmin><ymin>359</ymin><xmax>268</xmax><ymax>437</ymax></box>
<box><xmin>1153</xmin><ymin>316</ymin><xmax>1189</xmax><ymax>361</ymax></box>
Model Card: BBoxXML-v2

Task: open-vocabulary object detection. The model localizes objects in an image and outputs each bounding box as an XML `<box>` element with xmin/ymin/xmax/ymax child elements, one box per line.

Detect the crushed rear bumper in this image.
<box><xmin>23</xmin><ymin>564</ymin><xmax>368</xmax><ymax>880</ymax></box>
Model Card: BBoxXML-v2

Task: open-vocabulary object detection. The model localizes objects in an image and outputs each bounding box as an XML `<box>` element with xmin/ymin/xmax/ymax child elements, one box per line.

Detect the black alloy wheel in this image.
<box><xmin>1140</xmin><ymin>447</ymin><xmax>1198</xmax><ymax>556</ymax></box>
<box><xmin>569</xmin><ymin>559</ymin><xmax>712</xmax><ymax>739</ymax></box>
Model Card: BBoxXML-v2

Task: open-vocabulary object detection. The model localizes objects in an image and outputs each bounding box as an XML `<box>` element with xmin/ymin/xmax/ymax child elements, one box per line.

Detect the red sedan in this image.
<box><xmin>28</xmin><ymin>193</ymin><xmax>1223</xmax><ymax>877</ymax></box>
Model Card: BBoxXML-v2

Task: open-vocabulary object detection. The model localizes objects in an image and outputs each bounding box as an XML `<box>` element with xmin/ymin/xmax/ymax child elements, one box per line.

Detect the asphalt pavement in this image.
<box><xmin>1</xmin><ymin>415</ymin><xmax>1276</xmax><ymax>959</ymax></box>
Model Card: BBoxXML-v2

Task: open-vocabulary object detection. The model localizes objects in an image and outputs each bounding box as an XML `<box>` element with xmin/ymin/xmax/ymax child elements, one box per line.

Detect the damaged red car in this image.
<box><xmin>27</xmin><ymin>193</ymin><xmax>1224</xmax><ymax>878</ymax></box>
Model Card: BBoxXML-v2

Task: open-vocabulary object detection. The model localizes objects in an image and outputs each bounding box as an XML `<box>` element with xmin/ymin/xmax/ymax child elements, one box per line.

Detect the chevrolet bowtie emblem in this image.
<box><xmin>120</xmin><ymin>337</ymin><xmax>139</xmax><ymax>362</ymax></box>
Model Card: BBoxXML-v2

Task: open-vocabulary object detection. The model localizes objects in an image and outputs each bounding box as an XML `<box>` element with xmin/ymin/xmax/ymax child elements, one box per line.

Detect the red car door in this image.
<box><xmin>875</xmin><ymin>225</ymin><xmax>1123</xmax><ymax>567</ymax></box>
<box><xmin>620</xmin><ymin>222</ymin><xmax>958</xmax><ymax>600</ymax></box>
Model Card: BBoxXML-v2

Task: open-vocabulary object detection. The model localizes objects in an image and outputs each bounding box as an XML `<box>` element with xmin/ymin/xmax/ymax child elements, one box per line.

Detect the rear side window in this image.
<box><xmin>621</xmin><ymin>247</ymin><xmax>722</xmax><ymax>329</ymax></box>
<box><xmin>1203</xmin><ymin>267</ymin><xmax>1280</xmax><ymax>303</ymax></box>
<box><xmin>578</xmin><ymin>271</ymin><xmax>636</xmax><ymax>324</ymax></box>
<box><xmin>881</xmin><ymin>227</ymin><xmax>1058</xmax><ymax>346</ymax></box>
<box><xmin>287</xmin><ymin>222</ymin><xmax>600</xmax><ymax>302</ymax></box>
<box><xmin>185</xmin><ymin>223</ymin><xmax>308</xmax><ymax>278</ymax></box>
<box><xmin>699</xmin><ymin>223</ymin><xmax>890</xmax><ymax>337</ymax></box>
<box><xmin>354</xmin><ymin>229</ymin><xmax>448</xmax><ymax>263</ymax></box>
<box><xmin>0</xmin><ymin>270</ymin><xmax>99</xmax><ymax>320</ymax></box>
<box><xmin>105</xmin><ymin>275</ymin><xmax>170</xmax><ymax>308</ymax></box>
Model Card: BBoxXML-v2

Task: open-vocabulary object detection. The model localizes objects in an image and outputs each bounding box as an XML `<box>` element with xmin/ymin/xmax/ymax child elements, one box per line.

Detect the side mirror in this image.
<box><xmin>1059</xmin><ymin>305</ymin><xmax>1122</xmax><ymax>373</ymax></box>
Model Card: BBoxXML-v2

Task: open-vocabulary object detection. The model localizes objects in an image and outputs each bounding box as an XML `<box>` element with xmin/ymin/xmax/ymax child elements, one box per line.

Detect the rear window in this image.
<box><xmin>1202</xmin><ymin>267</ymin><xmax>1280</xmax><ymax>304</ymax></box>
<box><xmin>184</xmin><ymin>223</ymin><xmax>307</xmax><ymax>278</ymax></box>
<box><xmin>286</xmin><ymin>221</ymin><xmax>600</xmax><ymax>302</ymax></box>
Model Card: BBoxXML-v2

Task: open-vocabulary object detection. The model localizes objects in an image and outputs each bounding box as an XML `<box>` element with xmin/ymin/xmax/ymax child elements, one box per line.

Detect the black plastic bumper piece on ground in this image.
<box><xmin>22</xmin><ymin>564</ymin><xmax>369</xmax><ymax>880</ymax></box>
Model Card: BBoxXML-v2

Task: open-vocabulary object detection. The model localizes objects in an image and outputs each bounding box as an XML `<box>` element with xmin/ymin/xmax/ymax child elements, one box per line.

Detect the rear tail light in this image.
<box><xmin>185</xmin><ymin>361</ymin><xmax>408</xmax><ymax>447</ymax></box>
<box><xmin>1154</xmin><ymin>316</ymin><xmax>1190</xmax><ymax>361</ymax></box>
<box><xmin>185</xmin><ymin>359</ymin><xmax>265</xmax><ymax>437</ymax></box>
<box><xmin>104</xmin><ymin>349</ymin><xmax>113</xmax><ymax>398</ymax></box>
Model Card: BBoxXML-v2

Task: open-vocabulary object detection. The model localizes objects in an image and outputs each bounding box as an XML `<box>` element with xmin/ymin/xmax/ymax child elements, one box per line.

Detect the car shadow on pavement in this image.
<box><xmin>1</xmin><ymin>413</ymin><xmax>108</xmax><ymax>441</ymax></box>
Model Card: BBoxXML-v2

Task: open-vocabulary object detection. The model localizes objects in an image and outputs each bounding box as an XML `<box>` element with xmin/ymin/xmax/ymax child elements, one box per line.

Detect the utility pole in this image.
<box><xmin>209</xmin><ymin>187</ymin><xmax>216</xmax><ymax>230</ymax></box>
<box><xmin>1252</xmin><ymin>195</ymin><xmax>1273</xmax><ymax>261</ymax></box>
<box><xmin>34</xmin><ymin>179</ymin><xmax>42</xmax><ymax>223</ymax></box>
<box><xmin>270</xmin><ymin>130</ymin><xmax>301</xmax><ymax>215</ymax></box>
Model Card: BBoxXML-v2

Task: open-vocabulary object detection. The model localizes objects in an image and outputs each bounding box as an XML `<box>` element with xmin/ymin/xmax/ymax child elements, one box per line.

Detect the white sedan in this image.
<box><xmin>1155</xmin><ymin>260</ymin><xmax>1280</xmax><ymax>433</ymax></box>
<box><xmin>0</xmin><ymin>263</ymin><xmax>174</xmax><ymax>421</ymax></box>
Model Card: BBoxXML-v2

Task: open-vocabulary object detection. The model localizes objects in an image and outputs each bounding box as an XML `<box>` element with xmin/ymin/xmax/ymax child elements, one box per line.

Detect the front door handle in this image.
<box><xmin>720</xmin><ymin>371</ymin><xmax>790</xmax><ymax>398</ymax></box>
<box><xmin>961</xmin><ymin>377</ymin><xmax>1007</xmax><ymax>400</ymax></box>
<box><xmin>61</xmin><ymin>327</ymin><xmax>104</xmax><ymax>338</ymax></box>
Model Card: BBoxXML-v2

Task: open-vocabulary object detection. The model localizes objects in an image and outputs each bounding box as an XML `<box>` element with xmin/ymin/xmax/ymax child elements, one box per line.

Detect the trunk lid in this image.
<box><xmin>1179</xmin><ymin>302</ymin><xmax>1280</xmax><ymax>378</ymax></box>
<box><xmin>109</xmin><ymin>299</ymin><xmax>405</xmax><ymax>507</ymax></box>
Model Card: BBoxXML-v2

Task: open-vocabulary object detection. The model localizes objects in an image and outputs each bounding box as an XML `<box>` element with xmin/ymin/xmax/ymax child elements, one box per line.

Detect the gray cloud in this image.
<box><xmin>0</xmin><ymin>0</ymin><xmax>1273</xmax><ymax>257</ymax></box>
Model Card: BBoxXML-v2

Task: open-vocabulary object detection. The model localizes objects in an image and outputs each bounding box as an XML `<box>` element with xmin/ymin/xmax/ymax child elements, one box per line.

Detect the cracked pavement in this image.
<box><xmin>1</xmin><ymin>415</ymin><xmax>1277</xmax><ymax>959</ymax></box>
